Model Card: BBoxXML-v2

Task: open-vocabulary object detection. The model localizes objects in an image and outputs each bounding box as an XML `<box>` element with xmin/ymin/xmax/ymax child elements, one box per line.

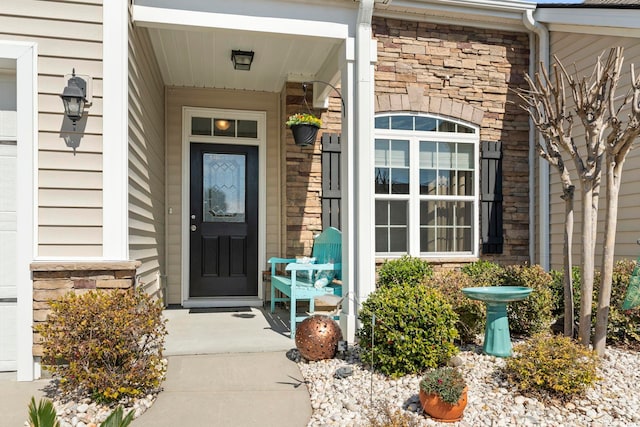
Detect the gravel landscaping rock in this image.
<box><xmin>298</xmin><ymin>344</ymin><xmax>640</xmax><ymax>426</ymax></box>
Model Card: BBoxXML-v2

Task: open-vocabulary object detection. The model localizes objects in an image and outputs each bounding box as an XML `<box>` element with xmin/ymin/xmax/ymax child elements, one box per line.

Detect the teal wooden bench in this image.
<box><xmin>268</xmin><ymin>227</ymin><xmax>342</xmax><ymax>339</ymax></box>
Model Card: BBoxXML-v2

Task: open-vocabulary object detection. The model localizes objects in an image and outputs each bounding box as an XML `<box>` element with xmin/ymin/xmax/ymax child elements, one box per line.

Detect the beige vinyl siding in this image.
<box><xmin>166</xmin><ymin>87</ymin><xmax>281</xmax><ymax>304</ymax></box>
<box><xmin>548</xmin><ymin>32</ymin><xmax>640</xmax><ymax>269</ymax></box>
<box><xmin>0</xmin><ymin>1</ymin><xmax>104</xmax><ymax>256</ymax></box>
<box><xmin>128</xmin><ymin>24</ymin><xmax>165</xmax><ymax>299</ymax></box>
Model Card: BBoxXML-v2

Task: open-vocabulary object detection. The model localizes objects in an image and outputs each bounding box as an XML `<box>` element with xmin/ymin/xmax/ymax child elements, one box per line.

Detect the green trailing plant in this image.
<box><xmin>426</xmin><ymin>270</ymin><xmax>485</xmax><ymax>343</ymax></box>
<box><xmin>376</xmin><ymin>255</ymin><xmax>433</xmax><ymax>288</ymax></box>
<box><xmin>460</xmin><ymin>260</ymin><xmax>504</xmax><ymax>288</ymax></box>
<box><xmin>36</xmin><ymin>288</ymin><xmax>167</xmax><ymax>402</ymax></box>
<box><xmin>356</xmin><ymin>284</ymin><xmax>459</xmax><ymax>378</ymax></box>
<box><xmin>27</xmin><ymin>397</ymin><xmax>59</xmax><ymax>427</ymax></box>
<box><xmin>505</xmin><ymin>334</ymin><xmax>599</xmax><ymax>396</ymax></box>
<box><xmin>100</xmin><ymin>406</ymin><xmax>135</xmax><ymax>427</ymax></box>
<box><xmin>501</xmin><ymin>264</ymin><xmax>555</xmax><ymax>336</ymax></box>
<box><xmin>419</xmin><ymin>367</ymin><xmax>466</xmax><ymax>405</ymax></box>
<box><xmin>285</xmin><ymin>112</ymin><xmax>322</xmax><ymax>128</ymax></box>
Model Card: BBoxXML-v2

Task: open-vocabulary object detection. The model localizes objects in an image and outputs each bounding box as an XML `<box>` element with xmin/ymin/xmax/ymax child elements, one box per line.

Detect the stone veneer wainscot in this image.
<box><xmin>30</xmin><ymin>261</ymin><xmax>141</xmax><ymax>357</ymax></box>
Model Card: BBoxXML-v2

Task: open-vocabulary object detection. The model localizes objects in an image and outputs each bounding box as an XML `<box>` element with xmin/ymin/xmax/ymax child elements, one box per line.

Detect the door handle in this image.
<box><xmin>191</xmin><ymin>225</ymin><xmax>197</xmax><ymax>232</ymax></box>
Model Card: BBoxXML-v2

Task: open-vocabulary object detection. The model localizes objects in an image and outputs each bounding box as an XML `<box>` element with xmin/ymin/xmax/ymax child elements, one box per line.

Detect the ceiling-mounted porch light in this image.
<box><xmin>60</xmin><ymin>69</ymin><xmax>87</xmax><ymax>129</ymax></box>
<box><xmin>215</xmin><ymin>119</ymin><xmax>231</xmax><ymax>131</ymax></box>
<box><xmin>231</xmin><ymin>50</ymin><xmax>254</xmax><ymax>71</ymax></box>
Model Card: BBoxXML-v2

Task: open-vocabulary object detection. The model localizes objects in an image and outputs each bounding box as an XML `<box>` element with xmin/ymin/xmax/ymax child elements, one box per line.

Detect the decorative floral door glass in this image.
<box><xmin>202</xmin><ymin>153</ymin><xmax>246</xmax><ymax>223</ymax></box>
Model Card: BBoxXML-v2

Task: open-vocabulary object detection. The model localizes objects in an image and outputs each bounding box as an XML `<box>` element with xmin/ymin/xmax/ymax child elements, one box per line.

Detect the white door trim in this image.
<box><xmin>181</xmin><ymin>107</ymin><xmax>267</xmax><ymax>307</ymax></box>
<box><xmin>0</xmin><ymin>40</ymin><xmax>37</xmax><ymax>381</ymax></box>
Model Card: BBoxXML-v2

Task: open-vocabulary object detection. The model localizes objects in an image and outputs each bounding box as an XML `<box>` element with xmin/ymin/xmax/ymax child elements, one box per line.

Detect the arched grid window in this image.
<box><xmin>374</xmin><ymin>114</ymin><xmax>479</xmax><ymax>257</ymax></box>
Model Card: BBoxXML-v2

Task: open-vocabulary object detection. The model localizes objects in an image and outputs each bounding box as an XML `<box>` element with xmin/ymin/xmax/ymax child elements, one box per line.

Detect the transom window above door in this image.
<box><xmin>191</xmin><ymin>116</ymin><xmax>258</xmax><ymax>139</ymax></box>
<box><xmin>374</xmin><ymin>113</ymin><xmax>479</xmax><ymax>258</ymax></box>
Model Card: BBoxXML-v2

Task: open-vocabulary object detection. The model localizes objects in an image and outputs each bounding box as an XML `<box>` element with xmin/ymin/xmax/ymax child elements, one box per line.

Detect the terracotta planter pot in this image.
<box><xmin>419</xmin><ymin>386</ymin><xmax>468</xmax><ymax>423</ymax></box>
<box><xmin>290</xmin><ymin>124</ymin><xmax>319</xmax><ymax>146</ymax></box>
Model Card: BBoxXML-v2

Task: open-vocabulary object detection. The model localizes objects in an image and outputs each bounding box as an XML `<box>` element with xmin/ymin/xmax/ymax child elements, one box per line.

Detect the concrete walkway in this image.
<box><xmin>0</xmin><ymin>372</ymin><xmax>48</xmax><ymax>426</ymax></box>
<box><xmin>132</xmin><ymin>352</ymin><xmax>311</xmax><ymax>427</ymax></box>
<box><xmin>1</xmin><ymin>307</ymin><xmax>312</xmax><ymax>426</ymax></box>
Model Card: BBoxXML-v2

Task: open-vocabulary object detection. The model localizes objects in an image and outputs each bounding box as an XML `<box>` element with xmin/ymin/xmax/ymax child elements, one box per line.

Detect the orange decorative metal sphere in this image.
<box><xmin>295</xmin><ymin>315</ymin><xmax>343</xmax><ymax>361</ymax></box>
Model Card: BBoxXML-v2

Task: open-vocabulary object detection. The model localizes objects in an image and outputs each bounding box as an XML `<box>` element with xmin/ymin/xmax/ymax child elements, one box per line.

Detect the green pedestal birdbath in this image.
<box><xmin>462</xmin><ymin>286</ymin><xmax>533</xmax><ymax>357</ymax></box>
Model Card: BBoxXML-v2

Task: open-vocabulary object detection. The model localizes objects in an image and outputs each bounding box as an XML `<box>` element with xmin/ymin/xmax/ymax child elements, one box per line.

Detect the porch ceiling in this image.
<box><xmin>146</xmin><ymin>26</ymin><xmax>342</xmax><ymax>92</ymax></box>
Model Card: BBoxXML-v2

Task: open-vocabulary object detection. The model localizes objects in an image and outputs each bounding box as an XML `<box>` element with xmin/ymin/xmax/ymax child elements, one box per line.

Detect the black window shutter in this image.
<box><xmin>481</xmin><ymin>141</ymin><xmax>503</xmax><ymax>254</ymax></box>
<box><xmin>321</xmin><ymin>133</ymin><xmax>341</xmax><ymax>230</ymax></box>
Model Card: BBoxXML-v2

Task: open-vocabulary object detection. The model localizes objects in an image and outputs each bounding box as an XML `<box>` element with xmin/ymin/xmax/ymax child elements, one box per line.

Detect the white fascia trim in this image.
<box><xmin>535</xmin><ymin>8</ymin><xmax>640</xmax><ymax>32</ymax></box>
<box><xmin>103</xmin><ymin>0</ymin><xmax>129</xmax><ymax>260</ymax></box>
<box><xmin>409</xmin><ymin>0</ymin><xmax>536</xmax><ymax>12</ymax></box>
<box><xmin>378</xmin><ymin>0</ymin><xmax>534</xmax><ymax>24</ymax></box>
<box><xmin>373</xmin><ymin>10</ymin><xmax>527</xmax><ymax>33</ymax></box>
<box><xmin>0</xmin><ymin>40</ymin><xmax>37</xmax><ymax>381</ymax></box>
<box><xmin>132</xmin><ymin>5</ymin><xmax>349</xmax><ymax>40</ymax></box>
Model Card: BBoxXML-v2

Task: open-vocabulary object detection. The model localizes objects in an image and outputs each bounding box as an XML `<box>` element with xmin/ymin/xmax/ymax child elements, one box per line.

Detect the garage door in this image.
<box><xmin>0</xmin><ymin>66</ymin><xmax>17</xmax><ymax>372</ymax></box>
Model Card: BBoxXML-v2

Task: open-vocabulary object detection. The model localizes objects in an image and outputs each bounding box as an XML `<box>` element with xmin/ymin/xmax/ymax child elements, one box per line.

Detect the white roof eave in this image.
<box><xmin>375</xmin><ymin>0</ymin><xmax>535</xmax><ymax>31</ymax></box>
<box><xmin>535</xmin><ymin>7</ymin><xmax>640</xmax><ymax>36</ymax></box>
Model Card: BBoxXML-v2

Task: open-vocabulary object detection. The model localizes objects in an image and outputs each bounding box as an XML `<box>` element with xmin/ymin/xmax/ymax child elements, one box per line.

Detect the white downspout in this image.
<box><xmin>523</xmin><ymin>10</ymin><xmax>550</xmax><ymax>270</ymax></box>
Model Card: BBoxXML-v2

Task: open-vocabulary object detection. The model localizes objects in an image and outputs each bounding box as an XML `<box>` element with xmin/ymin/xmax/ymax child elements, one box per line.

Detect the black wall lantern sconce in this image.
<box><xmin>231</xmin><ymin>50</ymin><xmax>254</xmax><ymax>71</ymax></box>
<box><xmin>60</xmin><ymin>69</ymin><xmax>88</xmax><ymax>129</ymax></box>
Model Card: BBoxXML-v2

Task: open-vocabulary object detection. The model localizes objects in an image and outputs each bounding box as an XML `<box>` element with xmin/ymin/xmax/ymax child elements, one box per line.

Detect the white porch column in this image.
<box><xmin>340</xmin><ymin>0</ymin><xmax>376</xmax><ymax>342</ymax></box>
<box><xmin>340</xmin><ymin>39</ymin><xmax>356</xmax><ymax>341</ymax></box>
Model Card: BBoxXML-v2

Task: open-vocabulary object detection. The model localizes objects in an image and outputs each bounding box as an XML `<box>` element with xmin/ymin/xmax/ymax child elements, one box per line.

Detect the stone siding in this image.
<box><xmin>31</xmin><ymin>261</ymin><xmax>141</xmax><ymax>357</ymax></box>
<box><xmin>372</xmin><ymin>18</ymin><xmax>531</xmax><ymax>265</ymax></box>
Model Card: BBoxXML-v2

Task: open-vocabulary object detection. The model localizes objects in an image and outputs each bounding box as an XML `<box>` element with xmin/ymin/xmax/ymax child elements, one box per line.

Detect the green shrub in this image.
<box><xmin>594</xmin><ymin>259</ymin><xmax>640</xmax><ymax>346</ymax></box>
<box><xmin>426</xmin><ymin>271</ymin><xmax>485</xmax><ymax>343</ymax></box>
<box><xmin>505</xmin><ymin>334</ymin><xmax>599</xmax><ymax>396</ymax></box>
<box><xmin>549</xmin><ymin>266</ymin><xmax>581</xmax><ymax>318</ymax></box>
<box><xmin>357</xmin><ymin>284</ymin><xmax>459</xmax><ymax>378</ymax></box>
<box><xmin>37</xmin><ymin>289</ymin><xmax>167</xmax><ymax>402</ymax></box>
<box><xmin>460</xmin><ymin>260</ymin><xmax>504</xmax><ymax>288</ymax></box>
<box><xmin>376</xmin><ymin>256</ymin><xmax>433</xmax><ymax>288</ymax></box>
<box><xmin>500</xmin><ymin>264</ymin><xmax>555</xmax><ymax>336</ymax></box>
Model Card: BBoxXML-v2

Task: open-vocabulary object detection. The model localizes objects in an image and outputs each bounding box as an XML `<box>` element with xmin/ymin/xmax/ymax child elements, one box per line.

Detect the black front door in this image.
<box><xmin>189</xmin><ymin>143</ymin><xmax>258</xmax><ymax>297</ymax></box>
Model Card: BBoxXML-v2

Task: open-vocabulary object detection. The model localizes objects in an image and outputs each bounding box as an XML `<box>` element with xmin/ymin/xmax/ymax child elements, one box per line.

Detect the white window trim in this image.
<box><xmin>181</xmin><ymin>107</ymin><xmax>267</xmax><ymax>307</ymax></box>
<box><xmin>374</xmin><ymin>114</ymin><xmax>480</xmax><ymax>259</ymax></box>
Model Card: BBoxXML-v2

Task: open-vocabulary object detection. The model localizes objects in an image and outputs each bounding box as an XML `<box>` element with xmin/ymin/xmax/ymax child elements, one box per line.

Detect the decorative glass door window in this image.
<box><xmin>374</xmin><ymin>114</ymin><xmax>478</xmax><ymax>257</ymax></box>
<box><xmin>202</xmin><ymin>153</ymin><xmax>246</xmax><ymax>223</ymax></box>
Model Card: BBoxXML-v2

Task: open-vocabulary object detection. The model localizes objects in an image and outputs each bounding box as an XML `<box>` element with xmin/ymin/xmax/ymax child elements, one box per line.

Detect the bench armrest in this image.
<box><xmin>268</xmin><ymin>257</ymin><xmax>297</xmax><ymax>265</ymax></box>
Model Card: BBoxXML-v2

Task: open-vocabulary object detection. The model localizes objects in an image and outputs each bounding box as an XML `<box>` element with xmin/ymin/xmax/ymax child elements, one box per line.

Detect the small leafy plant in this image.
<box><xmin>505</xmin><ymin>333</ymin><xmax>599</xmax><ymax>397</ymax></box>
<box><xmin>286</xmin><ymin>112</ymin><xmax>322</xmax><ymax>128</ymax></box>
<box><xmin>36</xmin><ymin>288</ymin><xmax>167</xmax><ymax>402</ymax></box>
<box><xmin>420</xmin><ymin>367</ymin><xmax>466</xmax><ymax>405</ymax></box>
<box><xmin>100</xmin><ymin>406</ymin><xmax>135</xmax><ymax>427</ymax></box>
<box><xmin>28</xmin><ymin>397</ymin><xmax>59</xmax><ymax>427</ymax></box>
<box><xmin>376</xmin><ymin>255</ymin><xmax>433</xmax><ymax>288</ymax></box>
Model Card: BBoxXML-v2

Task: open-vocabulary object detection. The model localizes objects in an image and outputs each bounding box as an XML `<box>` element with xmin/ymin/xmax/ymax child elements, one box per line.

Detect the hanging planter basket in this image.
<box><xmin>290</xmin><ymin>123</ymin><xmax>320</xmax><ymax>146</ymax></box>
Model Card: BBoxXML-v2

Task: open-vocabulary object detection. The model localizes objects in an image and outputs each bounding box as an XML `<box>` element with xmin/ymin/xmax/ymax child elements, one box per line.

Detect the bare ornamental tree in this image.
<box><xmin>515</xmin><ymin>47</ymin><xmax>640</xmax><ymax>355</ymax></box>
